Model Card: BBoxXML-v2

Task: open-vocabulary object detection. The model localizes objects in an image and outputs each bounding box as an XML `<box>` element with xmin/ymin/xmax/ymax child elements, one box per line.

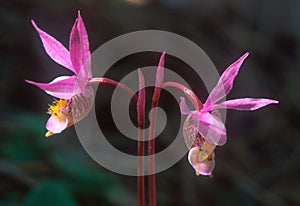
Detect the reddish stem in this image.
<box><xmin>137</xmin><ymin>70</ymin><xmax>146</xmax><ymax>206</ymax></box>
<box><xmin>147</xmin><ymin>81</ymin><xmax>202</xmax><ymax>206</ymax></box>
<box><xmin>89</xmin><ymin>77</ymin><xmax>145</xmax><ymax>206</ymax></box>
<box><xmin>148</xmin><ymin>52</ymin><xmax>165</xmax><ymax>206</ymax></box>
<box><xmin>161</xmin><ymin>81</ymin><xmax>203</xmax><ymax>110</ymax></box>
<box><xmin>148</xmin><ymin>87</ymin><xmax>161</xmax><ymax>206</ymax></box>
<box><xmin>89</xmin><ymin>78</ymin><xmax>202</xmax><ymax>206</ymax></box>
<box><xmin>89</xmin><ymin>77</ymin><xmax>138</xmax><ymax>102</ymax></box>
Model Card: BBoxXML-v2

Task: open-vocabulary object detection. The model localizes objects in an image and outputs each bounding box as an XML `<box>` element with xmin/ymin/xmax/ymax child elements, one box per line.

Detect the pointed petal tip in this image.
<box><xmin>31</xmin><ymin>20</ymin><xmax>43</xmax><ymax>34</ymax></box>
<box><xmin>160</xmin><ymin>51</ymin><xmax>166</xmax><ymax>63</ymax></box>
<box><xmin>160</xmin><ymin>51</ymin><xmax>166</xmax><ymax>61</ymax></box>
<box><xmin>234</xmin><ymin>52</ymin><xmax>250</xmax><ymax>66</ymax></box>
<box><xmin>159</xmin><ymin>52</ymin><xmax>165</xmax><ymax>64</ymax></box>
<box><xmin>25</xmin><ymin>79</ymin><xmax>42</xmax><ymax>86</ymax></box>
<box><xmin>263</xmin><ymin>99</ymin><xmax>279</xmax><ymax>105</ymax></box>
<box><xmin>31</xmin><ymin>19</ymin><xmax>36</xmax><ymax>26</ymax></box>
<box><xmin>239</xmin><ymin>52</ymin><xmax>250</xmax><ymax>62</ymax></box>
<box><xmin>25</xmin><ymin>79</ymin><xmax>37</xmax><ymax>85</ymax></box>
<box><xmin>26</xmin><ymin>79</ymin><xmax>43</xmax><ymax>88</ymax></box>
<box><xmin>266</xmin><ymin>99</ymin><xmax>279</xmax><ymax>106</ymax></box>
<box><xmin>161</xmin><ymin>52</ymin><xmax>165</xmax><ymax>60</ymax></box>
<box><xmin>137</xmin><ymin>68</ymin><xmax>146</xmax><ymax>109</ymax></box>
<box><xmin>154</xmin><ymin>52</ymin><xmax>165</xmax><ymax>87</ymax></box>
<box><xmin>236</xmin><ymin>52</ymin><xmax>249</xmax><ymax>66</ymax></box>
<box><xmin>31</xmin><ymin>20</ymin><xmax>39</xmax><ymax>31</ymax></box>
<box><xmin>137</xmin><ymin>68</ymin><xmax>144</xmax><ymax>84</ymax></box>
<box><xmin>77</xmin><ymin>10</ymin><xmax>83</xmax><ymax>24</ymax></box>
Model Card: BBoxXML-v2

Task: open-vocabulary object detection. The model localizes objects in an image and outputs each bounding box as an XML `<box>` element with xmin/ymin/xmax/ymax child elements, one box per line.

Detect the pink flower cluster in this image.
<box><xmin>27</xmin><ymin>11</ymin><xmax>278</xmax><ymax>176</ymax></box>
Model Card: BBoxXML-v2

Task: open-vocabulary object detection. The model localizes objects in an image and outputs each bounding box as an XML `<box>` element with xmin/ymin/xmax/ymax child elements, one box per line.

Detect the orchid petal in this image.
<box><xmin>155</xmin><ymin>52</ymin><xmax>165</xmax><ymax>88</ymax></box>
<box><xmin>180</xmin><ymin>97</ymin><xmax>192</xmax><ymax>115</ymax></box>
<box><xmin>46</xmin><ymin>115</ymin><xmax>68</xmax><ymax>134</ymax></box>
<box><xmin>204</xmin><ymin>52</ymin><xmax>249</xmax><ymax>110</ymax></box>
<box><xmin>211</xmin><ymin>98</ymin><xmax>279</xmax><ymax>111</ymax></box>
<box><xmin>31</xmin><ymin>20</ymin><xmax>74</xmax><ymax>73</ymax></box>
<box><xmin>188</xmin><ymin>147</ymin><xmax>215</xmax><ymax>176</ymax></box>
<box><xmin>26</xmin><ymin>76</ymin><xmax>81</xmax><ymax>99</ymax></box>
<box><xmin>69</xmin><ymin>19</ymin><xmax>82</xmax><ymax>75</ymax></box>
<box><xmin>77</xmin><ymin>11</ymin><xmax>92</xmax><ymax>79</ymax></box>
<box><xmin>192</xmin><ymin>112</ymin><xmax>227</xmax><ymax>146</ymax></box>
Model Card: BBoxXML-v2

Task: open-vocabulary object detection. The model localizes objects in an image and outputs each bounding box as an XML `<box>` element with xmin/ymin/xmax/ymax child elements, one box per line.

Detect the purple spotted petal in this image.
<box><xmin>46</xmin><ymin>115</ymin><xmax>68</xmax><ymax>134</ymax></box>
<box><xmin>211</xmin><ymin>98</ymin><xmax>279</xmax><ymax>111</ymax></box>
<box><xmin>188</xmin><ymin>147</ymin><xmax>215</xmax><ymax>176</ymax></box>
<box><xmin>204</xmin><ymin>53</ymin><xmax>249</xmax><ymax>111</ymax></box>
<box><xmin>180</xmin><ymin>97</ymin><xmax>192</xmax><ymax>115</ymax></box>
<box><xmin>155</xmin><ymin>52</ymin><xmax>165</xmax><ymax>88</ymax></box>
<box><xmin>26</xmin><ymin>76</ymin><xmax>81</xmax><ymax>99</ymax></box>
<box><xmin>31</xmin><ymin>20</ymin><xmax>74</xmax><ymax>73</ymax></box>
<box><xmin>69</xmin><ymin>19</ymin><xmax>82</xmax><ymax>76</ymax></box>
<box><xmin>77</xmin><ymin>11</ymin><xmax>92</xmax><ymax>79</ymax></box>
<box><xmin>192</xmin><ymin>111</ymin><xmax>226</xmax><ymax>146</ymax></box>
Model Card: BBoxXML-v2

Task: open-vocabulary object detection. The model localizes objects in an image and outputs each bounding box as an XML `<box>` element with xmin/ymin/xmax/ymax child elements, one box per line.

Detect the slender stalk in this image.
<box><xmin>161</xmin><ymin>81</ymin><xmax>203</xmax><ymax>110</ymax></box>
<box><xmin>148</xmin><ymin>52</ymin><xmax>166</xmax><ymax>206</ymax></box>
<box><xmin>89</xmin><ymin>77</ymin><xmax>202</xmax><ymax>206</ymax></box>
<box><xmin>137</xmin><ymin>70</ymin><xmax>146</xmax><ymax>206</ymax></box>
<box><xmin>148</xmin><ymin>88</ymin><xmax>160</xmax><ymax>206</ymax></box>
<box><xmin>89</xmin><ymin>77</ymin><xmax>145</xmax><ymax>206</ymax></box>
<box><xmin>89</xmin><ymin>77</ymin><xmax>138</xmax><ymax>102</ymax></box>
<box><xmin>147</xmin><ymin>81</ymin><xmax>202</xmax><ymax>206</ymax></box>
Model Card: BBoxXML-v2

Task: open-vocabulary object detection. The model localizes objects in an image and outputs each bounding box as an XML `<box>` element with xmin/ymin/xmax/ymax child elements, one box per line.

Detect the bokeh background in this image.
<box><xmin>1</xmin><ymin>0</ymin><xmax>299</xmax><ymax>205</ymax></box>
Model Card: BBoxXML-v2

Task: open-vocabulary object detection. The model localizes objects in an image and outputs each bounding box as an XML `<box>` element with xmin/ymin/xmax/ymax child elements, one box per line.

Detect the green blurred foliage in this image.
<box><xmin>0</xmin><ymin>111</ymin><xmax>133</xmax><ymax>205</ymax></box>
<box><xmin>23</xmin><ymin>182</ymin><xmax>78</xmax><ymax>206</ymax></box>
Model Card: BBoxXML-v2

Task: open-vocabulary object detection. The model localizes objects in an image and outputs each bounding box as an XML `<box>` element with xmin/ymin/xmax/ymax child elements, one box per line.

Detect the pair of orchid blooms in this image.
<box><xmin>26</xmin><ymin>11</ymin><xmax>278</xmax><ymax>176</ymax></box>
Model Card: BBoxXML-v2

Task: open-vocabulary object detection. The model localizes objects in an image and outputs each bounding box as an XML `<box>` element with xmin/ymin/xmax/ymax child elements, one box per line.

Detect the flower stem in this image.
<box><xmin>148</xmin><ymin>52</ymin><xmax>166</xmax><ymax>206</ymax></box>
<box><xmin>148</xmin><ymin>86</ymin><xmax>161</xmax><ymax>206</ymax></box>
<box><xmin>137</xmin><ymin>70</ymin><xmax>146</xmax><ymax>206</ymax></box>
<box><xmin>89</xmin><ymin>78</ymin><xmax>201</xmax><ymax>206</ymax></box>
<box><xmin>89</xmin><ymin>77</ymin><xmax>138</xmax><ymax>102</ymax></box>
<box><xmin>89</xmin><ymin>77</ymin><xmax>145</xmax><ymax>206</ymax></box>
<box><xmin>161</xmin><ymin>81</ymin><xmax>203</xmax><ymax>110</ymax></box>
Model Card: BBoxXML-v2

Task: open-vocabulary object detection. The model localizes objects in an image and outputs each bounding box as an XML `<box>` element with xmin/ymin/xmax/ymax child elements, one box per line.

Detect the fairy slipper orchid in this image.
<box><xmin>26</xmin><ymin>11</ymin><xmax>94</xmax><ymax>137</ymax></box>
<box><xmin>180</xmin><ymin>52</ymin><xmax>278</xmax><ymax>176</ymax></box>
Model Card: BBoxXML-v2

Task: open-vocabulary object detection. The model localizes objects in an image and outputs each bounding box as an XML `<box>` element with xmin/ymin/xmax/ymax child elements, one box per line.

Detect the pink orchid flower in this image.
<box><xmin>26</xmin><ymin>11</ymin><xmax>94</xmax><ymax>137</ymax></box>
<box><xmin>180</xmin><ymin>52</ymin><xmax>278</xmax><ymax>176</ymax></box>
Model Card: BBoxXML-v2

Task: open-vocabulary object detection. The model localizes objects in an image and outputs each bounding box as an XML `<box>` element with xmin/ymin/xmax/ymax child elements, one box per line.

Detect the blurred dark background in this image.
<box><xmin>0</xmin><ymin>0</ymin><xmax>299</xmax><ymax>205</ymax></box>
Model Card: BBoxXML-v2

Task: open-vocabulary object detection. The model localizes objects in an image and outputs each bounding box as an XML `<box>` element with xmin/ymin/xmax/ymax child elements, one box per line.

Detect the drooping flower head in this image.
<box><xmin>26</xmin><ymin>11</ymin><xmax>94</xmax><ymax>137</ymax></box>
<box><xmin>180</xmin><ymin>53</ymin><xmax>278</xmax><ymax>176</ymax></box>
